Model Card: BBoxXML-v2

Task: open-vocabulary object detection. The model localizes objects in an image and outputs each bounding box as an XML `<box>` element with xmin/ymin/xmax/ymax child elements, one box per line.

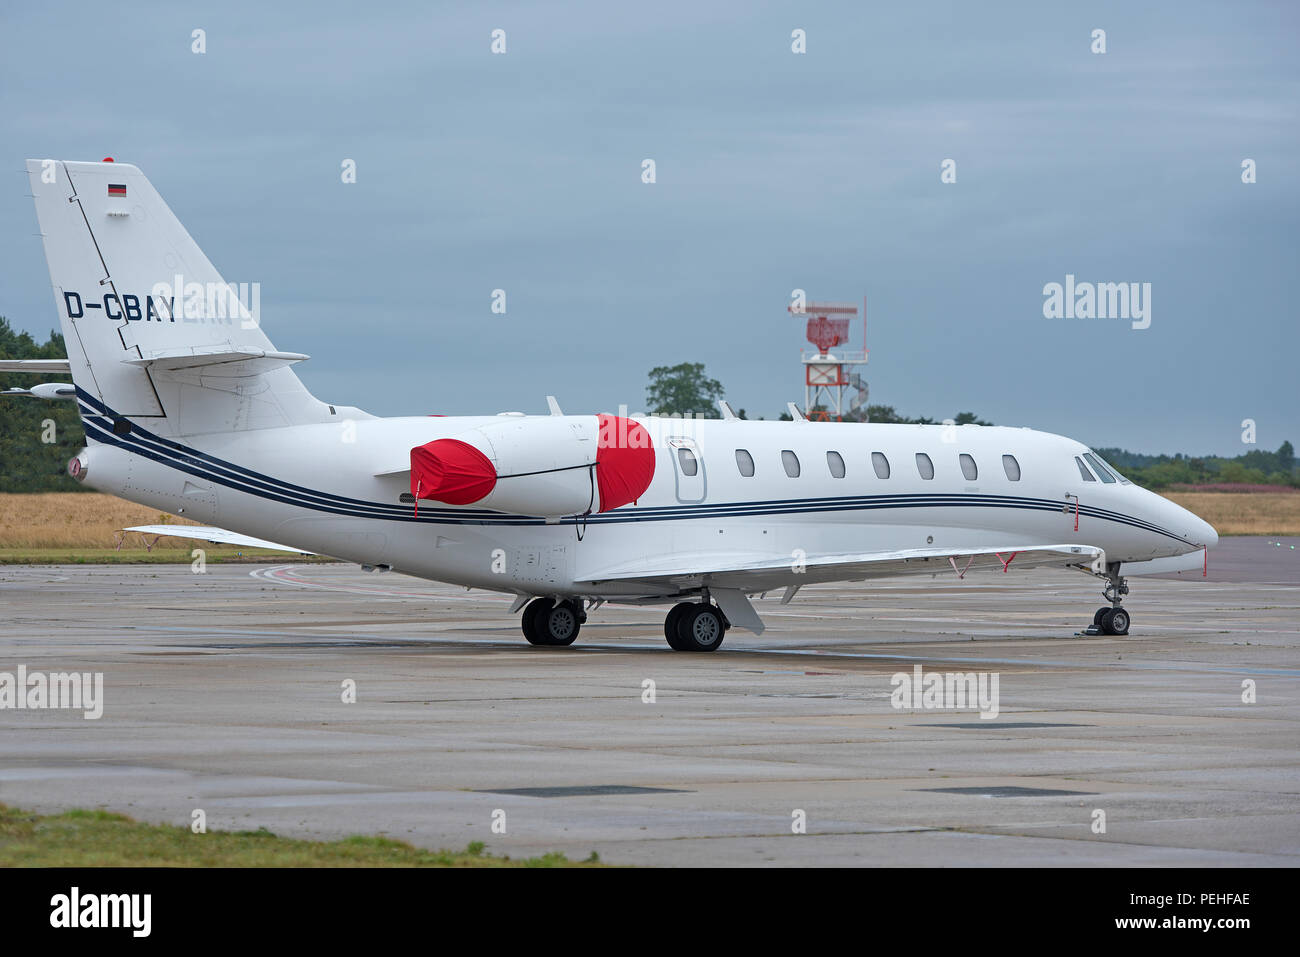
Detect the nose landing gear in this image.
<box><xmin>1083</xmin><ymin>563</ymin><xmax>1130</xmax><ymax>636</ymax></box>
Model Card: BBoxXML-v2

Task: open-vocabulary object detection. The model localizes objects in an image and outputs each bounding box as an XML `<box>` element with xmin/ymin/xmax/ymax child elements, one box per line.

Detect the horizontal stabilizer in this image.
<box><xmin>0</xmin><ymin>359</ymin><xmax>72</xmax><ymax>374</ymax></box>
<box><xmin>123</xmin><ymin>524</ymin><xmax>311</xmax><ymax>553</ymax></box>
<box><xmin>123</xmin><ymin>347</ymin><xmax>309</xmax><ymax>376</ymax></box>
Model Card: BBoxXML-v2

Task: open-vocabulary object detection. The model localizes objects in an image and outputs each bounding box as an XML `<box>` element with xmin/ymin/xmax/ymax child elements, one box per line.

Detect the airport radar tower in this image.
<box><xmin>788</xmin><ymin>298</ymin><xmax>869</xmax><ymax>421</ymax></box>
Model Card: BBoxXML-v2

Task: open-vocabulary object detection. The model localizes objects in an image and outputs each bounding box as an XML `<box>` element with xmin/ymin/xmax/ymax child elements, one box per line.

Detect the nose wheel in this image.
<box><xmin>1091</xmin><ymin>605</ymin><xmax>1130</xmax><ymax>636</ymax></box>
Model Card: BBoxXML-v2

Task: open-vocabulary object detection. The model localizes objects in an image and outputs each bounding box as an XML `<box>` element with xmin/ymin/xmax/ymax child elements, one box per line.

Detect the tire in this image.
<box><xmin>1093</xmin><ymin>607</ymin><xmax>1109</xmax><ymax>627</ymax></box>
<box><xmin>664</xmin><ymin>603</ymin><xmax>690</xmax><ymax>650</ymax></box>
<box><xmin>521</xmin><ymin>598</ymin><xmax>551</xmax><ymax>645</ymax></box>
<box><xmin>535</xmin><ymin>599</ymin><xmax>581</xmax><ymax>646</ymax></box>
<box><xmin>674</xmin><ymin>604</ymin><xmax>726</xmax><ymax>652</ymax></box>
<box><xmin>1107</xmin><ymin>607</ymin><xmax>1130</xmax><ymax>635</ymax></box>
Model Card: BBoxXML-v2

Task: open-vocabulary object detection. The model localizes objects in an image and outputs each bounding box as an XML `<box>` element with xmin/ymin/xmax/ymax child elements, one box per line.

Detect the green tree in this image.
<box><xmin>1279</xmin><ymin>441</ymin><xmax>1296</xmax><ymax>475</ymax></box>
<box><xmin>645</xmin><ymin>362</ymin><xmax>725</xmax><ymax>417</ymax></box>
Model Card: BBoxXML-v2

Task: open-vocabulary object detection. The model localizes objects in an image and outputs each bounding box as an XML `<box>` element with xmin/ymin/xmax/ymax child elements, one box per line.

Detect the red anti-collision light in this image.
<box><xmin>102</xmin><ymin>157</ymin><xmax>114</xmax><ymax>162</ymax></box>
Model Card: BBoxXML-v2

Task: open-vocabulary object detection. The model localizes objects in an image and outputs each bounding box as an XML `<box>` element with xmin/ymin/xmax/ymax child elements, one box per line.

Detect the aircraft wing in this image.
<box><xmin>577</xmin><ymin>543</ymin><xmax>1103</xmax><ymax>594</ymax></box>
<box><xmin>123</xmin><ymin>525</ymin><xmax>312</xmax><ymax>554</ymax></box>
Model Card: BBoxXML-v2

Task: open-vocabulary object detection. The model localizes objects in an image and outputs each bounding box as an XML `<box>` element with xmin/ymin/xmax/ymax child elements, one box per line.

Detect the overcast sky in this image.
<box><xmin>1</xmin><ymin>1</ymin><xmax>1295</xmax><ymax>455</ymax></box>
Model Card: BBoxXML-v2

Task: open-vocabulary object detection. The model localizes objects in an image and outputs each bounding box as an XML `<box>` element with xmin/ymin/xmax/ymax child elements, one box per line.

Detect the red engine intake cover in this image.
<box><xmin>410</xmin><ymin>438</ymin><xmax>497</xmax><ymax>505</ymax></box>
<box><xmin>595</xmin><ymin>414</ymin><xmax>655</xmax><ymax>512</ymax></box>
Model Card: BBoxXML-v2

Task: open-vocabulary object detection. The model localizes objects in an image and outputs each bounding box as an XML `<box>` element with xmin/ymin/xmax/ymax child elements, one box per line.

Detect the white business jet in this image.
<box><xmin>4</xmin><ymin>160</ymin><xmax>1217</xmax><ymax>651</ymax></box>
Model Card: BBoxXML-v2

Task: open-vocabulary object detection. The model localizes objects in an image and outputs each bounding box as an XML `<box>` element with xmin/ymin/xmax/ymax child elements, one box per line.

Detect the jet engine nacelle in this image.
<box><xmin>0</xmin><ymin>382</ymin><xmax>75</xmax><ymax>399</ymax></box>
<box><xmin>410</xmin><ymin>414</ymin><xmax>655</xmax><ymax>519</ymax></box>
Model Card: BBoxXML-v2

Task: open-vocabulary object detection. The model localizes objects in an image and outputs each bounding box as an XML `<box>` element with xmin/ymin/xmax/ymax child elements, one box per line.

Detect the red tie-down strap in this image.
<box><xmin>995</xmin><ymin>551</ymin><xmax>1018</xmax><ymax>572</ymax></box>
<box><xmin>948</xmin><ymin>555</ymin><xmax>975</xmax><ymax>579</ymax></box>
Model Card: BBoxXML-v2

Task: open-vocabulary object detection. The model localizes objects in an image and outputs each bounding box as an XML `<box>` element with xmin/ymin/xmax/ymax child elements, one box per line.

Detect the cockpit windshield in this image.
<box><xmin>1084</xmin><ymin>451</ymin><xmax>1132</xmax><ymax>485</ymax></box>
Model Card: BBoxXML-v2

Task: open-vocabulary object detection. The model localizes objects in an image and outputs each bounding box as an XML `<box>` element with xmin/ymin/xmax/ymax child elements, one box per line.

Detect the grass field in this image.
<box><xmin>0</xmin><ymin>492</ymin><xmax>309</xmax><ymax>563</ymax></box>
<box><xmin>0</xmin><ymin>804</ymin><xmax>599</xmax><ymax>867</ymax></box>
<box><xmin>1164</xmin><ymin>491</ymin><xmax>1300</xmax><ymax>537</ymax></box>
<box><xmin>1</xmin><ymin>492</ymin><xmax>202</xmax><ymax>549</ymax></box>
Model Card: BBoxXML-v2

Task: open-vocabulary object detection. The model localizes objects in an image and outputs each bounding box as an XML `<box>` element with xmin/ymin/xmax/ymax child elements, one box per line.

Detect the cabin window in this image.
<box><xmin>1075</xmin><ymin>456</ymin><xmax>1097</xmax><ymax>481</ymax></box>
<box><xmin>871</xmin><ymin>451</ymin><xmax>890</xmax><ymax>479</ymax></box>
<box><xmin>735</xmin><ymin>449</ymin><xmax>755</xmax><ymax>477</ymax></box>
<box><xmin>915</xmin><ymin>452</ymin><xmax>934</xmax><ymax>480</ymax></box>
<box><xmin>676</xmin><ymin>447</ymin><xmax>698</xmax><ymax>476</ymax></box>
<box><xmin>1002</xmin><ymin>454</ymin><xmax>1021</xmax><ymax>481</ymax></box>
<box><xmin>826</xmin><ymin>451</ymin><xmax>846</xmax><ymax>478</ymax></box>
<box><xmin>959</xmin><ymin>453</ymin><xmax>978</xmax><ymax>481</ymax></box>
<box><xmin>1083</xmin><ymin>452</ymin><xmax>1117</xmax><ymax>484</ymax></box>
<box><xmin>782</xmin><ymin>449</ymin><xmax>801</xmax><ymax>478</ymax></box>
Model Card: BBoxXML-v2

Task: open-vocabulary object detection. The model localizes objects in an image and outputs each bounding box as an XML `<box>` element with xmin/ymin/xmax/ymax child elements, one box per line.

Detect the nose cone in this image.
<box><xmin>1168</xmin><ymin>497</ymin><xmax>1218</xmax><ymax>548</ymax></box>
<box><xmin>1193</xmin><ymin>513</ymin><xmax>1219</xmax><ymax>548</ymax></box>
<box><xmin>1140</xmin><ymin>487</ymin><xmax>1218</xmax><ymax>551</ymax></box>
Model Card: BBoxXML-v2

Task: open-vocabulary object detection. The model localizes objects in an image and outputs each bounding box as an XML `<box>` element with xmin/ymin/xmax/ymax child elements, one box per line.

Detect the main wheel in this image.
<box><xmin>1093</xmin><ymin>607</ymin><xmax>1109</xmax><ymax>627</ymax></box>
<box><xmin>522</xmin><ymin>598</ymin><xmax>582</xmax><ymax>646</ymax></box>
<box><xmin>1100</xmin><ymin>607</ymin><xmax>1130</xmax><ymax>636</ymax></box>
<box><xmin>674</xmin><ymin>603</ymin><xmax>726</xmax><ymax>652</ymax></box>
<box><xmin>537</xmin><ymin>599</ymin><xmax>582</xmax><ymax>646</ymax></box>
<box><xmin>664</xmin><ymin>602</ymin><xmax>691</xmax><ymax>650</ymax></box>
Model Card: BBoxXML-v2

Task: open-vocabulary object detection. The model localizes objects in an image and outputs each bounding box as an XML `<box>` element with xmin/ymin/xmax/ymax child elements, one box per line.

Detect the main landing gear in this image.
<box><xmin>1082</xmin><ymin>562</ymin><xmax>1131</xmax><ymax>636</ymax></box>
<box><xmin>664</xmin><ymin>601</ymin><xmax>729</xmax><ymax>652</ymax></box>
<box><xmin>521</xmin><ymin>597</ymin><xmax>586</xmax><ymax>646</ymax></box>
<box><xmin>517</xmin><ymin>596</ymin><xmax>730</xmax><ymax>650</ymax></box>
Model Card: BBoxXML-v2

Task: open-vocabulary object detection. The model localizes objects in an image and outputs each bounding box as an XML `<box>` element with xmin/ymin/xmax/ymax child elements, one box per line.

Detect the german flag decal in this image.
<box><xmin>108</xmin><ymin>184</ymin><xmax>126</xmax><ymax>196</ymax></box>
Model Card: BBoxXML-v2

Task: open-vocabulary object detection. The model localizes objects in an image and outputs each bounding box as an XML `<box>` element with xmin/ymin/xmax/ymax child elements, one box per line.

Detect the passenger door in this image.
<box><xmin>667</xmin><ymin>436</ymin><xmax>706</xmax><ymax>503</ymax></box>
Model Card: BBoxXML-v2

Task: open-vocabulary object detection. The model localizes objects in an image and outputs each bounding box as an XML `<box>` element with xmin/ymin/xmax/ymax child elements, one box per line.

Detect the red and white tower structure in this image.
<box><xmin>788</xmin><ymin>298</ymin><xmax>869</xmax><ymax>421</ymax></box>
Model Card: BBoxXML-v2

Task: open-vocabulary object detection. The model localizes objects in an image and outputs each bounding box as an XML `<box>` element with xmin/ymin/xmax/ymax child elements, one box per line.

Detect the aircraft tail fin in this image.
<box><xmin>26</xmin><ymin>159</ymin><xmax>351</xmax><ymax>437</ymax></box>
